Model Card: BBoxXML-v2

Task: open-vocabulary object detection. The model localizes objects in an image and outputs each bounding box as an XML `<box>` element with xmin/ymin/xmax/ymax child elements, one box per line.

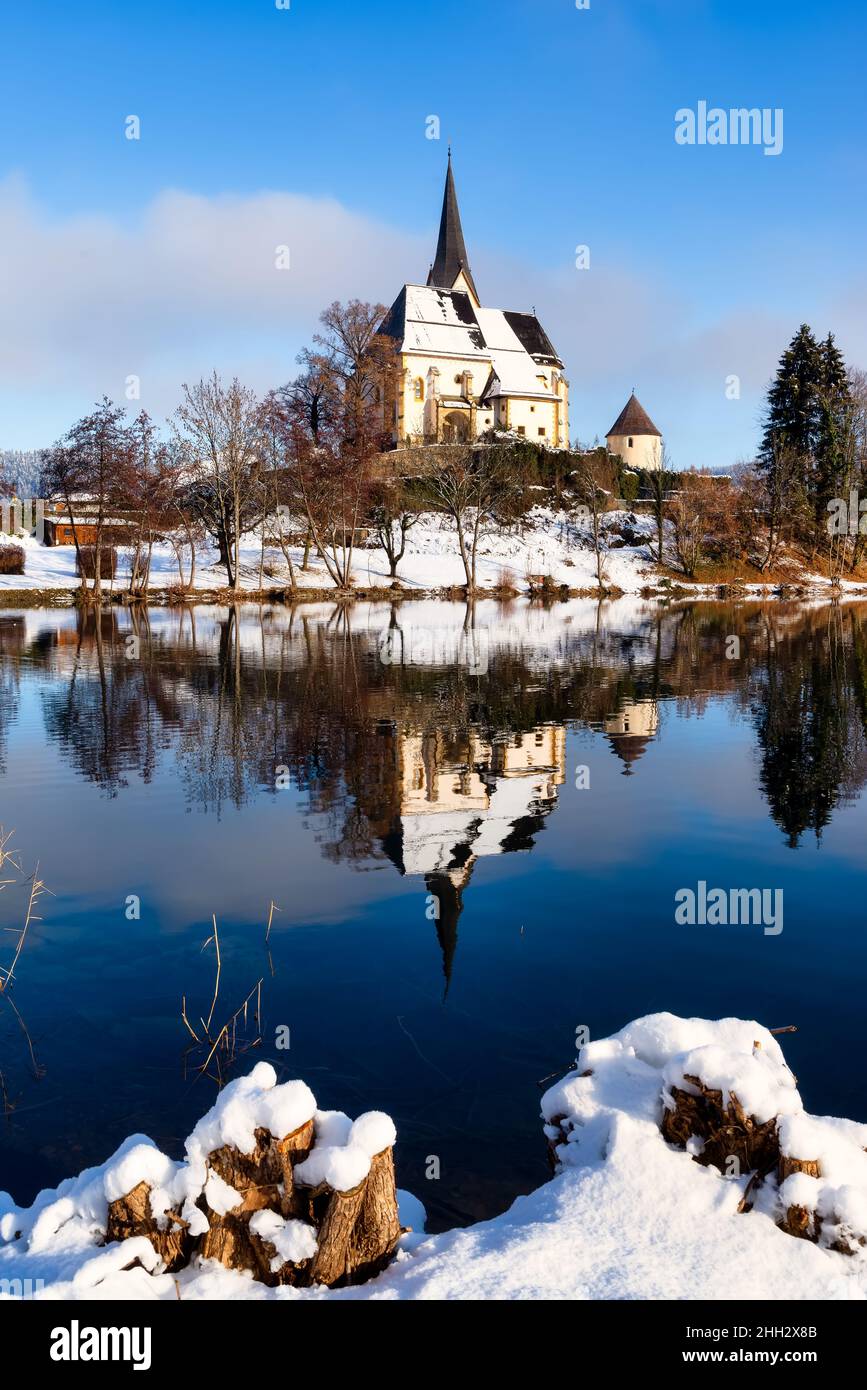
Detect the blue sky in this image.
<box><xmin>1</xmin><ymin>0</ymin><xmax>865</xmax><ymax>464</ymax></box>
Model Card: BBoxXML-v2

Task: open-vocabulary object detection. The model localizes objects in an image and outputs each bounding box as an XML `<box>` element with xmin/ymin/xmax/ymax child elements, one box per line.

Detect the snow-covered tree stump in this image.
<box><xmin>105</xmin><ymin>1066</ymin><xmax>402</xmax><ymax>1288</ymax></box>
<box><xmin>660</xmin><ymin>1046</ymin><xmax>867</xmax><ymax>1256</ymax></box>
<box><xmin>661</xmin><ymin>1073</ymin><xmax>779</xmax><ymax>1175</ymax></box>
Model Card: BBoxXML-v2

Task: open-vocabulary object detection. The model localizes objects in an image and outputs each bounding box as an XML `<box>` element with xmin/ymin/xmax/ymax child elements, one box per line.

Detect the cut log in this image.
<box><xmin>778</xmin><ymin>1154</ymin><xmax>821</xmax><ymax>1182</ymax></box>
<box><xmin>276</xmin><ymin>1119</ymin><xmax>316</xmax><ymax>1216</ymax></box>
<box><xmin>779</xmin><ymin>1202</ymin><xmax>815</xmax><ymax>1240</ymax></box>
<box><xmin>106</xmin><ymin>1180</ymin><xmax>191</xmax><ymax>1273</ymax></box>
<box><xmin>200</xmin><ymin>1120</ymin><xmax>314</xmax><ymax>1282</ymax></box>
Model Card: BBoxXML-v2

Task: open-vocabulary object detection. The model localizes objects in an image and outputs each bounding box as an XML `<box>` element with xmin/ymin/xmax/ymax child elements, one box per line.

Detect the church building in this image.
<box><xmin>379</xmin><ymin>155</ymin><xmax>570</xmax><ymax>448</ymax></box>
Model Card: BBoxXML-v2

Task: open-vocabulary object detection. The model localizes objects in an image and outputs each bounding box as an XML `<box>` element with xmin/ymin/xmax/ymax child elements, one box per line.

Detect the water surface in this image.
<box><xmin>1</xmin><ymin>598</ymin><xmax>866</xmax><ymax>1229</ymax></box>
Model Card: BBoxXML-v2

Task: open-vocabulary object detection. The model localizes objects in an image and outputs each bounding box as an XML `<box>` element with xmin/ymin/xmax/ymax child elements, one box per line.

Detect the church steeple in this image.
<box><xmin>427</xmin><ymin>152</ymin><xmax>479</xmax><ymax>302</ymax></box>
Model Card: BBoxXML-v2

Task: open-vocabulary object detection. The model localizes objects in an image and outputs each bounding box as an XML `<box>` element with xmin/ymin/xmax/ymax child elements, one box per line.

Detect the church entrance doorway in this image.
<box><xmin>441</xmin><ymin>410</ymin><xmax>471</xmax><ymax>443</ymax></box>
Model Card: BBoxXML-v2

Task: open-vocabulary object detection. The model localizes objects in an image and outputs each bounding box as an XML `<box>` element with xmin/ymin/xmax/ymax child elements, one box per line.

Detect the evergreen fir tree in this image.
<box><xmin>813</xmin><ymin>332</ymin><xmax>854</xmax><ymax>525</ymax></box>
<box><xmin>759</xmin><ymin>323</ymin><xmax>823</xmax><ymax>475</ymax></box>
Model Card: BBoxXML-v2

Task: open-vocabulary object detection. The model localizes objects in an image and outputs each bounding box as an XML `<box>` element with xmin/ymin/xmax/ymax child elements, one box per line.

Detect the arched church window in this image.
<box><xmin>414</xmin><ymin>378</ymin><xmax>424</xmax><ymax>401</ymax></box>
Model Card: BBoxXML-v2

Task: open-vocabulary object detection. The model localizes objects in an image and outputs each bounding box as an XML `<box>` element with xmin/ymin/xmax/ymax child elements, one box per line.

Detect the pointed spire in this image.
<box><xmin>606</xmin><ymin>392</ymin><xmax>662</xmax><ymax>439</ymax></box>
<box><xmin>427</xmin><ymin>152</ymin><xmax>479</xmax><ymax>301</ymax></box>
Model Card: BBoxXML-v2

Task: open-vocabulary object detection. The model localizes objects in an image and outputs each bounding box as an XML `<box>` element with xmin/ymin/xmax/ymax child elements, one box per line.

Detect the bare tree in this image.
<box><xmin>41</xmin><ymin>398</ymin><xmax>132</xmax><ymax>601</ymax></box>
<box><xmin>296</xmin><ymin>441</ymin><xmax>375</xmax><ymax>591</ymax></box>
<box><xmin>259</xmin><ymin>394</ymin><xmax>302</xmax><ymax>591</ymax></box>
<box><xmin>38</xmin><ymin>442</ymin><xmax>87</xmax><ymax>583</ymax></box>
<box><xmin>572</xmin><ymin>452</ymin><xmax>614</xmax><ymax>589</ymax></box>
<box><xmin>266</xmin><ymin>365</ymin><xmax>342</xmax><ymax>575</ymax></box>
<box><xmin>126</xmin><ymin>412</ymin><xmax>168</xmax><ymax>599</ymax></box>
<box><xmin>260</xmin><ymin>302</ymin><xmax>399</xmax><ymax>592</ymax></box>
<box><xmin>425</xmin><ymin>444</ymin><xmax>520</xmax><ymax>591</ymax></box>
<box><xmin>280</xmin><ymin>362</ymin><xmax>339</xmax><ymax>446</ymax></box>
<box><xmin>668</xmin><ymin>473</ymin><xmax>718</xmax><ymax>579</ymax></box>
<box><xmin>260</xmin><ymin>390</ymin><xmax>375</xmax><ymax>592</ymax></box>
<box><xmin>369</xmin><ymin>476</ymin><xmax>421</xmax><ymax>580</ymax></box>
<box><xmin>758</xmin><ymin>436</ymin><xmax>806</xmax><ymax>572</ymax></box>
<box><xmin>174</xmin><ymin>374</ymin><xmax>263</xmax><ymax>589</ymax></box>
<box><xmin>304</xmin><ymin>299</ymin><xmax>393</xmax><ymax>441</ymax></box>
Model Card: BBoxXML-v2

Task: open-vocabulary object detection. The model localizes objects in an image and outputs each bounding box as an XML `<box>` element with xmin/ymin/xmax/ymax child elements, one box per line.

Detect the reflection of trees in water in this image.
<box><xmin>39</xmin><ymin>610</ymin><xmax>184</xmax><ymax>797</ymax></box>
<box><xmin>13</xmin><ymin>599</ymin><xmax>867</xmax><ymax>974</ymax></box>
<box><xmin>751</xmin><ymin>607</ymin><xmax>867</xmax><ymax>846</ymax></box>
<box><xmin>0</xmin><ymin>616</ymin><xmax>28</xmax><ymax>773</ymax></box>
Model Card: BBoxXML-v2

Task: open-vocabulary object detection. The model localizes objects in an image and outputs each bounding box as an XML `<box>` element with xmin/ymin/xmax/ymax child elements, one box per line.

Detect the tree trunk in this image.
<box><xmin>307</xmin><ymin>1182</ymin><xmax>367</xmax><ymax>1286</ymax></box>
<box><xmin>348</xmin><ymin>1147</ymin><xmax>401</xmax><ymax>1281</ymax></box>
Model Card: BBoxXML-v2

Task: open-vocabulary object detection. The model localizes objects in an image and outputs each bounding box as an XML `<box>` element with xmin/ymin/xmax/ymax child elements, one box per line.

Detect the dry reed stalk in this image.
<box><xmin>181</xmin><ymin>913</ymin><xmax>266</xmax><ymax>1086</ymax></box>
<box><xmin>0</xmin><ymin>830</ymin><xmax>51</xmax><ymax>994</ymax></box>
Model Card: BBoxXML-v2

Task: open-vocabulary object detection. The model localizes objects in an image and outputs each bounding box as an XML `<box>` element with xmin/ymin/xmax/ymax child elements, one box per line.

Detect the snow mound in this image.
<box><xmin>662</xmin><ymin>1042</ymin><xmax>801</xmax><ymax>1124</ymax></box>
<box><xmin>3</xmin><ymin>1015</ymin><xmax>867</xmax><ymax>1300</ymax></box>
<box><xmin>185</xmin><ymin>1063</ymin><xmax>316</xmax><ymax>1164</ymax></box>
<box><xmin>350</xmin><ymin>1112</ymin><xmax>397</xmax><ymax>1158</ymax></box>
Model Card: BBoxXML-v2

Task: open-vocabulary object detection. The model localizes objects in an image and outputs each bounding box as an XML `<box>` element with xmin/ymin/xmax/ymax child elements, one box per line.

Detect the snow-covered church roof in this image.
<box><xmin>380</xmin><ymin>285</ymin><xmax>563</xmax><ymax>400</ymax></box>
<box><xmin>379</xmin><ymin>156</ymin><xmax>565</xmax><ymax>403</ymax></box>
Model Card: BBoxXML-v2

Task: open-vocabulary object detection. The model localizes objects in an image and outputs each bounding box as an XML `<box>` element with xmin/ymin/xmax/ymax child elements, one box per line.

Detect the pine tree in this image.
<box><xmin>813</xmin><ymin>333</ymin><xmax>854</xmax><ymax>527</ymax></box>
<box><xmin>759</xmin><ymin>323</ymin><xmax>823</xmax><ymax>473</ymax></box>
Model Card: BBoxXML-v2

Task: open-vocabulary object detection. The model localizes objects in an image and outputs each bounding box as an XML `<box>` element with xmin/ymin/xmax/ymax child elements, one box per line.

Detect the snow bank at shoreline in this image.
<box><xmin>0</xmin><ymin>507</ymin><xmax>657</xmax><ymax>596</ymax></box>
<box><xmin>2</xmin><ymin>1013</ymin><xmax>866</xmax><ymax>1301</ymax></box>
<box><xmin>2</xmin><ymin>508</ymin><xmax>860</xmax><ymax>600</ymax></box>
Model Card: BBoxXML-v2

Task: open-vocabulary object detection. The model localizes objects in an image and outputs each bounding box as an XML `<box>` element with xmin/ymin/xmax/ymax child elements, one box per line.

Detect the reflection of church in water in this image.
<box><xmin>372</xmin><ymin>700</ymin><xmax>659</xmax><ymax>988</ymax></box>
<box><xmin>379</xmin><ymin>726</ymin><xmax>566</xmax><ymax>990</ymax></box>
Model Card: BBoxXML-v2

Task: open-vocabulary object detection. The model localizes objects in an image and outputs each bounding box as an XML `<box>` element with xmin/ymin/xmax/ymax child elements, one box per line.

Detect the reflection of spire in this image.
<box><xmin>425</xmin><ymin>870</ymin><xmax>468</xmax><ymax>998</ymax></box>
<box><xmin>605</xmin><ymin>733</ymin><xmax>651</xmax><ymax>776</ymax></box>
<box><xmin>603</xmin><ymin>699</ymin><xmax>658</xmax><ymax>775</ymax></box>
<box><xmin>390</xmin><ymin>726</ymin><xmax>565</xmax><ymax>986</ymax></box>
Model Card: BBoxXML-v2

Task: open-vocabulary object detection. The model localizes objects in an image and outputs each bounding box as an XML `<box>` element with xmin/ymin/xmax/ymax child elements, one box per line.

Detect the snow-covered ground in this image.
<box><xmin>2</xmin><ymin>509</ymin><xmax>862</xmax><ymax>600</ymax></box>
<box><xmin>2</xmin><ymin>1013</ymin><xmax>865</xmax><ymax>1301</ymax></box>
<box><xmin>1</xmin><ymin>510</ymin><xmax>658</xmax><ymax>595</ymax></box>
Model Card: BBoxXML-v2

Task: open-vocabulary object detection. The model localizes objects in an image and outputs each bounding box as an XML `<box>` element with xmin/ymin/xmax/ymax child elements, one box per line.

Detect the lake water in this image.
<box><xmin>1</xmin><ymin>597</ymin><xmax>866</xmax><ymax>1230</ymax></box>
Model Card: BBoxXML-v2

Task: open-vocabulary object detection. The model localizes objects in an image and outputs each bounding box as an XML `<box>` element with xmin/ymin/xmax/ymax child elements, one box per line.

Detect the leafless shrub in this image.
<box><xmin>0</xmin><ymin>545</ymin><xmax>24</xmax><ymax>575</ymax></box>
<box><xmin>77</xmin><ymin>545</ymin><xmax>118</xmax><ymax>579</ymax></box>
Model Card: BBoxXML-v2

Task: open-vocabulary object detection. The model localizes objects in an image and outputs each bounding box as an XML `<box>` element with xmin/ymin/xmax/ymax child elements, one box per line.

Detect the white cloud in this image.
<box><xmin>0</xmin><ymin>176</ymin><xmax>425</xmax><ymax>441</ymax></box>
<box><xmin>2</xmin><ymin>176</ymin><xmax>865</xmax><ymax>468</ymax></box>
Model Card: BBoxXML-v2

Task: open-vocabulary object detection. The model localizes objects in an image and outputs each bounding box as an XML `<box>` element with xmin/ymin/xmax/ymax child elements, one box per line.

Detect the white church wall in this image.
<box><xmin>502</xmin><ymin>397</ymin><xmax>561</xmax><ymax>444</ymax></box>
<box><xmin>398</xmin><ymin>352</ymin><xmax>496</xmax><ymax>442</ymax></box>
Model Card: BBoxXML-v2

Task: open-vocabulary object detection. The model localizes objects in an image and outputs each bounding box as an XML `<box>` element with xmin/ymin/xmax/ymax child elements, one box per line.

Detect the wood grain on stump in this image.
<box><xmin>106</xmin><ymin>1180</ymin><xmax>191</xmax><ymax>1273</ymax></box>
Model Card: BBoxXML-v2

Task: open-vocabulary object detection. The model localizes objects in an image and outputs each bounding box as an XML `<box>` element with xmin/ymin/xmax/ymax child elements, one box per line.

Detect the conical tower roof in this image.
<box><xmin>607</xmin><ymin>392</ymin><xmax>661</xmax><ymax>438</ymax></box>
<box><xmin>427</xmin><ymin>153</ymin><xmax>479</xmax><ymax>301</ymax></box>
